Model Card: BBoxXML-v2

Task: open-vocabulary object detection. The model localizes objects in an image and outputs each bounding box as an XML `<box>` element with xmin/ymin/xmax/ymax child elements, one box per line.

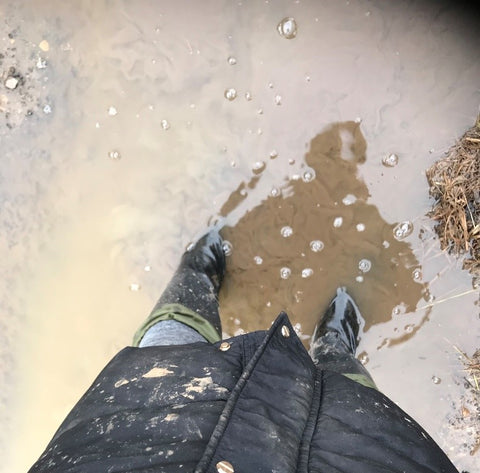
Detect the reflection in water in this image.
<box><xmin>217</xmin><ymin>122</ymin><xmax>425</xmax><ymax>339</ymax></box>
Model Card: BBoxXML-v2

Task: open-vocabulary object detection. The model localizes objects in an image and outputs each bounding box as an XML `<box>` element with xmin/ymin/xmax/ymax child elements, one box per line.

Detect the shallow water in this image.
<box><xmin>1</xmin><ymin>0</ymin><xmax>479</xmax><ymax>471</ymax></box>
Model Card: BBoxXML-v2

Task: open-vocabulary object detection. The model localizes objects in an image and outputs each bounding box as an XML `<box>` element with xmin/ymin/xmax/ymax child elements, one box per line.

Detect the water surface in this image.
<box><xmin>1</xmin><ymin>1</ymin><xmax>479</xmax><ymax>471</ymax></box>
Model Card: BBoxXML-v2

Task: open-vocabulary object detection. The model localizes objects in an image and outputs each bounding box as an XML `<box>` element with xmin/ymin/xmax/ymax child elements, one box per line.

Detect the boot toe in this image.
<box><xmin>311</xmin><ymin>287</ymin><xmax>363</xmax><ymax>355</ymax></box>
<box><xmin>183</xmin><ymin>228</ymin><xmax>226</xmax><ymax>290</ymax></box>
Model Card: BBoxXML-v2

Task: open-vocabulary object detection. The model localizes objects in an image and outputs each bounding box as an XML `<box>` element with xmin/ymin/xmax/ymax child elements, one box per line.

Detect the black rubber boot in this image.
<box><xmin>150</xmin><ymin>229</ymin><xmax>226</xmax><ymax>335</ymax></box>
<box><xmin>311</xmin><ymin>287</ymin><xmax>361</xmax><ymax>355</ymax></box>
<box><xmin>309</xmin><ymin>287</ymin><xmax>376</xmax><ymax>388</ymax></box>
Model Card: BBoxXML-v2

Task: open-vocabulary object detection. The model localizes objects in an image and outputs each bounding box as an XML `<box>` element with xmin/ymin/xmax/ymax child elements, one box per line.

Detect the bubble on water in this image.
<box><xmin>423</xmin><ymin>289</ymin><xmax>435</xmax><ymax>303</ymax></box>
<box><xmin>257</xmin><ymin>108</ymin><xmax>263</xmax><ymax>115</ymax></box>
<box><xmin>382</xmin><ymin>153</ymin><xmax>399</xmax><ymax>167</ymax></box>
<box><xmin>234</xmin><ymin>318</ymin><xmax>241</xmax><ymax>326</ymax></box>
<box><xmin>230</xmin><ymin>160</ymin><xmax>237</xmax><ymax>167</ymax></box>
<box><xmin>294</xmin><ymin>323</ymin><xmax>311</xmax><ymax>341</ymax></box>
<box><xmin>302</xmin><ymin>169</ymin><xmax>316</xmax><ymax>182</ymax></box>
<box><xmin>280</xmin><ymin>267</ymin><xmax>291</xmax><ymax>279</ymax></box>
<box><xmin>270</xmin><ymin>187</ymin><xmax>280</xmax><ymax>197</ymax></box>
<box><xmin>356</xmin><ymin>275</ymin><xmax>364</xmax><ymax>283</ymax></box>
<box><xmin>472</xmin><ymin>276</ymin><xmax>480</xmax><ymax>289</ymax></box>
<box><xmin>36</xmin><ymin>57</ymin><xmax>47</xmax><ymax>69</ymax></box>
<box><xmin>356</xmin><ymin>223</ymin><xmax>365</xmax><ymax>232</ymax></box>
<box><xmin>333</xmin><ymin>217</ymin><xmax>343</xmax><ymax>228</ymax></box>
<box><xmin>392</xmin><ymin>304</ymin><xmax>406</xmax><ymax>316</ymax></box>
<box><xmin>405</xmin><ymin>324</ymin><xmax>414</xmax><ymax>334</ymax></box>
<box><xmin>43</xmin><ymin>104</ymin><xmax>52</xmax><ymax>114</ymax></box>
<box><xmin>227</xmin><ymin>56</ymin><xmax>237</xmax><ymax>65</ymax></box>
<box><xmin>257</xmin><ymin>128</ymin><xmax>263</xmax><ymax>135</ymax></box>
<box><xmin>354</xmin><ymin>116</ymin><xmax>362</xmax><ymax>123</ymax></box>
<box><xmin>239</xmin><ymin>189</ymin><xmax>247</xmax><ymax>197</ymax></box>
<box><xmin>144</xmin><ymin>265</ymin><xmax>151</xmax><ymax>272</ymax></box>
<box><xmin>412</xmin><ymin>268</ymin><xmax>422</xmax><ymax>281</ymax></box>
<box><xmin>310</xmin><ymin>240</ymin><xmax>324</xmax><ymax>252</ymax></box>
<box><xmin>293</xmin><ymin>323</ymin><xmax>302</xmax><ymax>335</ymax></box>
<box><xmin>268</xmin><ymin>82</ymin><xmax>274</xmax><ymax>89</ymax></box>
<box><xmin>342</xmin><ymin>194</ymin><xmax>357</xmax><ymax>205</ymax></box>
<box><xmin>358</xmin><ymin>259</ymin><xmax>372</xmax><ymax>273</ymax></box>
<box><xmin>185</xmin><ymin>242</ymin><xmax>195</xmax><ymax>252</ymax></box>
<box><xmin>281</xmin><ymin>226</ymin><xmax>293</xmax><ymax>238</ymax></box>
<box><xmin>382</xmin><ymin>240</ymin><xmax>390</xmax><ymax>248</ymax></box>
<box><xmin>129</xmin><ymin>283</ymin><xmax>141</xmax><ymax>291</ymax></box>
<box><xmin>108</xmin><ymin>106</ymin><xmax>118</xmax><ymax>116</ymax></box>
<box><xmin>108</xmin><ymin>150</ymin><xmax>121</xmax><ymax>160</ymax></box>
<box><xmin>252</xmin><ymin>161</ymin><xmax>266</xmax><ymax>174</ymax></box>
<box><xmin>222</xmin><ymin>240</ymin><xmax>233</xmax><ymax>256</ymax></box>
<box><xmin>288</xmin><ymin>158</ymin><xmax>295</xmax><ymax>165</ymax></box>
<box><xmin>269</xmin><ymin>150</ymin><xmax>278</xmax><ymax>159</ymax></box>
<box><xmin>274</xmin><ymin>94</ymin><xmax>282</xmax><ymax>105</ymax></box>
<box><xmin>432</xmin><ymin>376</ymin><xmax>441</xmax><ymax>385</ymax></box>
<box><xmin>277</xmin><ymin>17</ymin><xmax>298</xmax><ymax>39</ymax></box>
<box><xmin>358</xmin><ymin>351</ymin><xmax>369</xmax><ymax>365</ymax></box>
<box><xmin>161</xmin><ymin>119</ymin><xmax>170</xmax><ymax>130</ymax></box>
<box><xmin>292</xmin><ymin>173</ymin><xmax>300</xmax><ymax>181</ymax></box>
<box><xmin>266</xmin><ymin>301</ymin><xmax>272</xmax><ymax>307</ymax></box>
<box><xmin>305</xmin><ymin>75</ymin><xmax>311</xmax><ymax>82</ymax></box>
<box><xmin>253</xmin><ymin>255</ymin><xmax>263</xmax><ymax>265</ymax></box>
<box><xmin>393</xmin><ymin>221</ymin><xmax>413</xmax><ymax>240</ymax></box>
<box><xmin>245</xmin><ymin>91</ymin><xmax>252</xmax><ymax>101</ymax></box>
<box><xmin>95</xmin><ymin>122</ymin><xmax>100</xmax><ymax>129</ymax></box>
<box><xmin>224</xmin><ymin>88</ymin><xmax>237</xmax><ymax>101</ymax></box>
<box><xmin>301</xmin><ymin>268</ymin><xmax>313</xmax><ymax>278</ymax></box>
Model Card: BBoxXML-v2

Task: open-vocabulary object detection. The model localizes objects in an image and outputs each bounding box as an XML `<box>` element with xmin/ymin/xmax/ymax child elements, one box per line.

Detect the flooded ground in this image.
<box><xmin>1</xmin><ymin>0</ymin><xmax>479</xmax><ymax>471</ymax></box>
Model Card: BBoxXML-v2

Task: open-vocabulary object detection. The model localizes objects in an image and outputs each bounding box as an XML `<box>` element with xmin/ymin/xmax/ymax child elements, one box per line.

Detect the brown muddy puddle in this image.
<box><xmin>1</xmin><ymin>1</ymin><xmax>479</xmax><ymax>472</ymax></box>
<box><xmin>219</xmin><ymin>121</ymin><xmax>424</xmax><ymax>339</ymax></box>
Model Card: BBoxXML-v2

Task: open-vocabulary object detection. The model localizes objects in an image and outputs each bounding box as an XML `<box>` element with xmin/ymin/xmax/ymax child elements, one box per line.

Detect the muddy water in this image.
<box><xmin>219</xmin><ymin>121</ymin><xmax>425</xmax><ymax>339</ymax></box>
<box><xmin>1</xmin><ymin>1</ymin><xmax>479</xmax><ymax>471</ymax></box>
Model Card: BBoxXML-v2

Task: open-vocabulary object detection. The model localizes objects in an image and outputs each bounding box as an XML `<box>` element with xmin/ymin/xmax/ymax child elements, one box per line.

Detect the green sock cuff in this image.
<box><xmin>132</xmin><ymin>303</ymin><xmax>222</xmax><ymax>347</ymax></box>
<box><xmin>343</xmin><ymin>373</ymin><xmax>378</xmax><ymax>390</ymax></box>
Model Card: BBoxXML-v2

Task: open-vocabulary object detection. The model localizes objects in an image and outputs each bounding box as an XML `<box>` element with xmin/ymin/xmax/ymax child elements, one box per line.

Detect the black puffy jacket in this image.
<box><xmin>29</xmin><ymin>313</ymin><xmax>458</xmax><ymax>473</ymax></box>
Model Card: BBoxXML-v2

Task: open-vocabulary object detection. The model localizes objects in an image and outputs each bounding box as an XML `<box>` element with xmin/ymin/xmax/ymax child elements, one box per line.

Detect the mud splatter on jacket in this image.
<box><xmin>29</xmin><ymin>313</ymin><xmax>458</xmax><ymax>473</ymax></box>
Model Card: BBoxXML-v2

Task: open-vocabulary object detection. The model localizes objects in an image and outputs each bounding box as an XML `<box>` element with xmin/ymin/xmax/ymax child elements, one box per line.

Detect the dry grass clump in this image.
<box><xmin>464</xmin><ymin>350</ymin><xmax>480</xmax><ymax>456</ymax></box>
<box><xmin>455</xmin><ymin>347</ymin><xmax>480</xmax><ymax>456</ymax></box>
<box><xmin>426</xmin><ymin>118</ymin><xmax>480</xmax><ymax>275</ymax></box>
<box><xmin>462</xmin><ymin>349</ymin><xmax>480</xmax><ymax>393</ymax></box>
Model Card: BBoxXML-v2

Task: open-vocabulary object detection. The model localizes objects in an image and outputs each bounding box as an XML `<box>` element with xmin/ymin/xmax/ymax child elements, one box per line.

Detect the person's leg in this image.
<box><xmin>309</xmin><ymin>287</ymin><xmax>377</xmax><ymax>389</ymax></box>
<box><xmin>133</xmin><ymin>229</ymin><xmax>226</xmax><ymax>347</ymax></box>
<box><xmin>138</xmin><ymin>320</ymin><xmax>207</xmax><ymax>347</ymax></box>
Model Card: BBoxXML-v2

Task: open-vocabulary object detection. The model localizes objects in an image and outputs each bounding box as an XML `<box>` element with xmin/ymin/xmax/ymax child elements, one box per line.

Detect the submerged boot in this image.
<box><xmin>309</xmin><ymin>287</ymin><xmax>376</xmax><ymax>389</ymax></box>
<box><xmin>311</xmin><ymin>287</ymin><xmax>361</xmax><ymax>355</ymax></box>
<box><xmin>149</xmin><ymin>228</ymin><xmax>226</xmax><ymax>336</ymax></box>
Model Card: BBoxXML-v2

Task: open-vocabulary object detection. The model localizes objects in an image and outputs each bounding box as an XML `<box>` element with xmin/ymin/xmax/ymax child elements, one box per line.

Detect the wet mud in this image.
<box><xmin>0</xmin><ymin>27</ymin><xmax>51</xmax><ymax>129</ymax></box>
<box><xmin>1</xmin><ymin>1</ymin><xmax>479</xmax><ymax>472</ymax></box>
